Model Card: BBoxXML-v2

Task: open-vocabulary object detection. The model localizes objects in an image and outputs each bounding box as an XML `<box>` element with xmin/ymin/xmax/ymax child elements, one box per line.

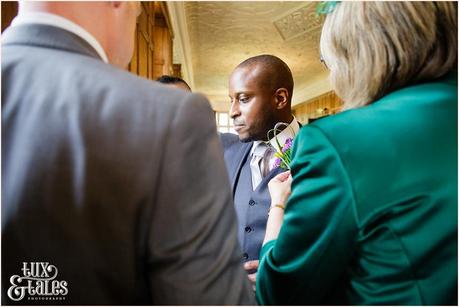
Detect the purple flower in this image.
<box><xmin>282</xmin><ymin>138</ymin><xmax>293</xmax><ymax>153</ymax></box>
<box><xmin>273</xmin><ymin>158</ymin><xmax>282</xmax><ymax>168</ymax></box>
<box><xmin>267</xmin><ymin>124</ymin><xmax>296</xmax><ymax>170</ymax></box>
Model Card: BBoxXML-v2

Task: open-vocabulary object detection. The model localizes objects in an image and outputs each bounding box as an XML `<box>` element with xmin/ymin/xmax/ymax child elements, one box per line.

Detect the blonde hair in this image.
<box><xmin>320</xmin><ymin>2</ymin><xmax>457</xmax><ymax>109</ymax></box>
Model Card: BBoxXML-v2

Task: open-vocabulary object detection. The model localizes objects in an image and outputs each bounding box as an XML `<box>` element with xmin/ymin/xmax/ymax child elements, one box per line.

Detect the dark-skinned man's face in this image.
<box><xmin>228</xmin><ymin>66</ymin><xmax>277</xmax><ymax>142</ymax></box>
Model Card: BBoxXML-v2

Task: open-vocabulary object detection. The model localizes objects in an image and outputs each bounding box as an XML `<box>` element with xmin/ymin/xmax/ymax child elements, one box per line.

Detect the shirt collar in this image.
<box><xmin>251</xmin><ymin>141</ymin><xmax>267</xmax><ymax>157</ymax></box>
<box><xmin>11</xmin><ymin>12</ymin><xmax>109</xmax><ymax>63</ymax></box>
<box><xmin>268</xmin><ymin>117</ymin><xmax>300</xmax><ymax>152</ymax></box>
<box><xmin>250</xmin><ymin>116</ymin><xmax>300</xmax><ymax>155</ymax></box>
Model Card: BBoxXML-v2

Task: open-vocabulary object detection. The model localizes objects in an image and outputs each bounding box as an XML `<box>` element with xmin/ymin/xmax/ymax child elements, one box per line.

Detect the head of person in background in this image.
<box><xmin>228</xmin><ymin>54</ymin><xmax>294</xmax><ymax>142</ymax></box>
<box><xmin>156</xmin><ymin>75</ymin><xmax>191</xmax><ymax>92</ymax></box>
<box><xmin>320</xmin><ymin>1</ymin><xmax>457</xmax><ymax>110</ymax></box>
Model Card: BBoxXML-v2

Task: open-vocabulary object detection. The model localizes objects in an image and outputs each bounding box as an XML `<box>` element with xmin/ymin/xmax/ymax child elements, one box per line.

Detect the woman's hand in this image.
<box><xmin>263</xmin><ymin>171</ymin><xmax>293</xmax><ymax>245</ymax></box>
<box><xmin>268</xmin><ymin>171</ymin><xmax>292</xmax><ymax>205</ymax></box>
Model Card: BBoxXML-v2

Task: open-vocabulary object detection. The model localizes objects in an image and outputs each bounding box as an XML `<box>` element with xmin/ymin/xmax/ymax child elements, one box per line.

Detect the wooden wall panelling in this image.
<box><xmin>293</xmin><ymin>91</ymin><xmax>343</xmax><ymax>124</ymax></box>
<box><xmin>147</xmin><ymin>1</ymin><xmax>156</xmax><ymax>79</ymax></box>
<box><xmin>153</xmin><ymin>4</ymin><xmax>165</xmax><ymax>78</ymax></box>
<box><xmin>129</xmin><ymin>1</ymin><xmax>156</xmax><ymax>79</ymax></box>
<box><xmin>128</xmin><ymin>1</ymin><xmax>173</xmax><ymax>80</ymax></box>
<box><xmin>173</xmin><ymin>64</ymin><xmax>182</xmax><ymax>78</ymax></box>
<box><xmin>129</xmin><ymin>24</ymin><xmax>139</xmax><ymax>74</ymax></box>
<box><xmin>152</xmin><ymin>27</ymin><xmax>164</xmax><ymax>78</ymax></box>
<box><xmin>137</xmin><ymin>2</ymin><xmax>149</xmax><ymax>78</ymax></box>
<box><xmin>148</xmin><ymin>41</ymin><xmax>154</xmax><ymax>79</ymax></box>
<box><xmin>163</xmin><ymin>28</ymin><xmax>172</xmax><ymax>76</ymax></box>
<box><xmin>160</xmin><ymin>1</ymin><xmax>174</xmax><ymax>77</ymax></box>
<box><xmin>138</xmin><ymin>30</ymin><xmax>148</xmax><ymax>78</ymax></box>
<box><xmin>152</xmin><ymin>2</ymin><xmax>173</xmax><ymax>79</ymax></box>
<box><xmin>129</xmin><ymin>3</ymin><xmax>143</xmax><ymax>75</ymax></box>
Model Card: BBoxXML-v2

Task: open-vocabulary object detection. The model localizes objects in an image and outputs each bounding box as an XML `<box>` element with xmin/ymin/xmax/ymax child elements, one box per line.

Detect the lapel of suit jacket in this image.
<box><xmin>230</xmin><ymin>141</ymin><xmax>252</xmax><ymax>194</ymax></box>
<box><xmin>257</xmin><ymin>165</ymin><xmax>284</xmax><ymax>189</ymax></box>
<box><xmin>2</xmin><ymin>24</ymin><xmax>103</xmax><ymax>61</ymax></box>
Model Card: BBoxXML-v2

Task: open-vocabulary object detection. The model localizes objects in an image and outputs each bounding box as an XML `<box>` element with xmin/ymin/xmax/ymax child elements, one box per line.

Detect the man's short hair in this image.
<box><xmin>236</xmin><ymin>54</ymin><xmax>294</xmax><ymax>101</ymax></box>
<box><xmin>156</xmin><ymin>75</ymin><xmax>190</xmax><ymax>90</ymax></box>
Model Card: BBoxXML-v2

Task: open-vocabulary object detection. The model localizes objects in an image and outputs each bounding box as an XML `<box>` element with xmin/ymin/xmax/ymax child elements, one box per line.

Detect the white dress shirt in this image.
<box><xmin>10</xmin><ymin>11</ymin><xmax>108</xmax><ymax>63</ymax></box>
<box><xmin>250</xmin><ymin>117</ymin><xmax>300</xmax><ymax>190</ymax></box>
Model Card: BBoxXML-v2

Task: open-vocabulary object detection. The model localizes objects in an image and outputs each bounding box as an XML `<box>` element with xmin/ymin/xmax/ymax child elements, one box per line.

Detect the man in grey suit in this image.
<box><xmin>1</xmin><ymin>2</ymin><xmax>254</xmax><ymax>305</ymax></box>
<box><xmin>222</xmin><ymin>55</ymin><xmax>300</xmax><ymax>289</ymax></box>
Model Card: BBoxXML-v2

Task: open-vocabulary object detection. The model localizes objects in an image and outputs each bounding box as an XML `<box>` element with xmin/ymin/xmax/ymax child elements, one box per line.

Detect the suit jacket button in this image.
<box><xmin>245</xmin><ymin>226</ymin><xmax>252</xmax><ymax>233</ymax></box>
<box><xmin>249</xmin><ymin>200</ymin><xmax>256</xmax><ymax>206</ymax></box>
<box><xmin>242</xmin><ymin>253</ymin><xmax>249</xmax><ymax>260</ymax></box>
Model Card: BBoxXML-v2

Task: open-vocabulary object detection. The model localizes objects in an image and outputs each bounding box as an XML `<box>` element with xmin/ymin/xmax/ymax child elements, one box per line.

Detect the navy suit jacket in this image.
<box><xmin>221</xmin><ymin>133</ymin><xmax>284</xmax><ymax>264</ymax></box>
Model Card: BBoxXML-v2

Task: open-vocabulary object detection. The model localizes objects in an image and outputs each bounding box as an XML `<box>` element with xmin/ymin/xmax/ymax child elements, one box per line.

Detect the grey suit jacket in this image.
<box><xmin>1</xmin><ymin>24</ymin><xmax>255</xmax><ymax>305</ymax></box>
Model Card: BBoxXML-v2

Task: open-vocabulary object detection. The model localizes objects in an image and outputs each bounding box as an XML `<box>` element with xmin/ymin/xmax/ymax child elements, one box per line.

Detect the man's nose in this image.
<box><xmin>230</xmin><ymin>102</ymin><xmax>240</xmax><ymax>119</ymax></box>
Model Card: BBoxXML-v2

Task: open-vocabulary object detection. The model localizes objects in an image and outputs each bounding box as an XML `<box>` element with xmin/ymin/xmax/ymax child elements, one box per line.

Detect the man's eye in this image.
<box><xmin>239</xmin><ymin>96</ymin><xmax>249</xmax><ymax>103</ymax></box>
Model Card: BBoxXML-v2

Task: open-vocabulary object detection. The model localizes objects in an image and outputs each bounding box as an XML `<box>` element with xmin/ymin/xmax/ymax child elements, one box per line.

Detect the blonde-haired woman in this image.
<box><xmin>256</xmin><ymin>2</ymin><xmax>457</xmax><ymax>305</ymax></box>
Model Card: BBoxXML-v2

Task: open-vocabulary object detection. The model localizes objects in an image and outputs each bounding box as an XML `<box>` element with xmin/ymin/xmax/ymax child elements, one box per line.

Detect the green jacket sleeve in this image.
<box><xmin>256</xmin><ymin>125</ymin><xmax>359</xmax><ymax>305</ymax></box>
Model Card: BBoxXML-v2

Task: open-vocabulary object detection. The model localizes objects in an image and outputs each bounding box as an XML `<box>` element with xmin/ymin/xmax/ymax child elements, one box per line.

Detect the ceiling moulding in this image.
<box><xmin>166</xmin><ymin>1</ymin><xmax>195</xmax><ymax>88</ymax></box>
<box><xmin>272</xmin><ymin>2</ymin><xmax>323</xmax><ymax>42</ymax></box>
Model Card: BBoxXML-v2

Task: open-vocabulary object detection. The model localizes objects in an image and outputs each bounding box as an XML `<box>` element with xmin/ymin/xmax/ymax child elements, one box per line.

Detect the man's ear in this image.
<box><xmin>274</xmin><ymin>88</ymin><xmax>289</xmax><ymax>110</ymax></box>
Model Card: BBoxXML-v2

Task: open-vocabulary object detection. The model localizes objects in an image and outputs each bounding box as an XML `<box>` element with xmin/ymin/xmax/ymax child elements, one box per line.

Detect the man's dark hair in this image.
<box><xmin>156</xmin><ymin>75</ymin><xmax>191</xmax><ymax>90</ymax></box>
<box><xmin>236</xmin><ymin>54</ymin><xmax>294</xmax><ymax>101</ymax></box>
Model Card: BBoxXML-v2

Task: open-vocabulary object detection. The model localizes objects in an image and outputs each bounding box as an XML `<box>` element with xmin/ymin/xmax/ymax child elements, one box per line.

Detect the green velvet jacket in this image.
<box><xmin>256</xmin><ymin>75</ymin><xmax>458</xmax><ymax>305</ymax></box>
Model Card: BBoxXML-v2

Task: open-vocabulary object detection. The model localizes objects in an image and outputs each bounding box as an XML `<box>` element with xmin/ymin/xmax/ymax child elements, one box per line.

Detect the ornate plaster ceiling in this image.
<box><xmin>169</xmin><ymin>2</ymin><xmax>331</xmax><ymax>111</ymax></box>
